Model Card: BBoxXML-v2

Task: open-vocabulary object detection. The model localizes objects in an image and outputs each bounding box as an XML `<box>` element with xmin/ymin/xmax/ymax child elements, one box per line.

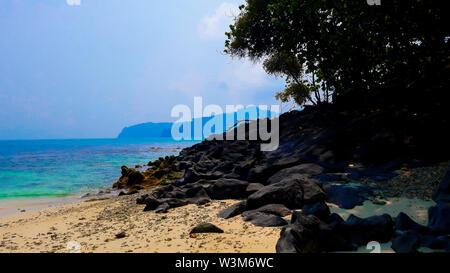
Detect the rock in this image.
<box><xmin>155</xmin><ymin>203</ymin><xmax>170</xmax><ymax>214</ymax></box>
<box><xmin>301</xmin><ymin>201</ymin><xmax>330</xmax><ymax>221</ymax></box>
<box><xmin>391</xmin><ymin>231</ymin><xmax>420</xmax><ymax>253</ymax></box>
<box><xmin>143</xmin><ymin>196</ymin><xmax>161</xmax><ymax>211</ymax></box>
<box><xmin>340</xmin><ymin>214</ymin><xmax>394</xmax><ymax>245</ymax></box>
<box><xmin>242</xmin><ymin>211</ymin><xmax>288</xmax><ymax>227</ymax></box>
<box><xmin>243</xmin><ymin>204</ymin><xmax>291</xmax><ymax>217</ymax></box>
<box><xmin>136</xmin><ymin>194</ymin><xmax>149</xmax><ymax>205</ymax></box>
<box><xmin>395</xmin><ymin>212</ymin><xmax>428</xmax><ymax>233</ymax></box>
<box><xmin>295</xmin><ymin>176</ymin><xmax>326</xmax><ymax>204</ymax></box>
<box><xmin>420</xmin><ymin>235</ymin><xmax>450</xmax><ymax>250</ymax></box>
<box><xmin>267</xmin><ymin>163</ymin><xmax>325</xmax><ymax>185</ymax></box>
<box><xmin>205</xmin><ymin>178</ymin><xmax>249</xmax><ymax>200</ymax></box>
<box><xmin>115</xmin><ymin>232</ymin><xmax>126</xmax><ymax>239</ymax></box>
<box><xmin>276</xmin><ymin>214</ymin><xmax>325</xmax><ymax>253</ymax></box>
<box><xmin>118</xmin><ymin>191</ymin><xmax>126</xmax><ymax>196</ymax></box>
<box><xmin>246</xmin><ymin>183</ymin><xmax>264</xmax><ymax>195</ymax></box>
<box><xmin>326</xmin><ymin>213</ymin><xmax>345</xmax><ymax>228</ymax></box>
<box><xmin>190</xmin><ymin>223</ymin><xmax>224</xmax><ymax>234</ymax></box>
<box><xmin>433</xmin><ymin>170</ymin><xmax>450</xmax><ymax>203</ymax></box>
<box><xmin>184</xmin><ymin>186</ymin><xmax>211</xmax><ymax>205</ymax></box>
<box><xmin>324</xmin><ymin>183</ymin><xmax>374</xmax><ymax>209</ymax></box>
<box><xmin>217</xmin><ymin>201</ymin><xmax>247</xmax><ymax>219</ymax></box>
<box><xmin>159</xmin><ymin>198</ymin><xmax>190</xmax><ymax>209</ymax></box>
<box><xmin>247</xmin><ymin>180</ymin><xmax>304</xmax><ymax>209</ymax></box>
<box><xmin>126</xmin><ymin>169</ymin><xmax>145</xmax><ymax>186</ymax></box>
<box><xmin>428</xmin><ymin>202</ymin><xmax>450</xmax><ymax>234</ymax></box>
<box><xmin>247</xmin><ymin>176</ymin><xmax>324</xmax><ymax>210</ymax></box>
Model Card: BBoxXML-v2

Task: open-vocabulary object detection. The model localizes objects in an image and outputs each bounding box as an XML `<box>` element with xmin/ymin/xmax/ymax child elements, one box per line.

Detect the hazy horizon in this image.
<box><xmin>0</xmin><ymin>0</ymin><xmax>284</xmax><ymax>140</ymax></box>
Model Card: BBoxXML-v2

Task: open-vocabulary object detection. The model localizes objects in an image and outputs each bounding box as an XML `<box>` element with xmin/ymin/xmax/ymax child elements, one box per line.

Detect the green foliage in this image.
<box><xmin>225</xmin><ymin>0</ymin><xmax>449</xmax><ymax>108</ymax></box>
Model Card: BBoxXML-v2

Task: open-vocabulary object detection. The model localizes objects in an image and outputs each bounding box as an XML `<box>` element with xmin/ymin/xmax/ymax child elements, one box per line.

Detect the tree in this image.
<box><xmin>263</xmin><ymin>51</ymin><xmax>332</xmax><ymax>106</ymax></box>
<box><xmin>225</xmin><ymin>0</ymin><xmax>449</xmax><ymax>109</ymax></box>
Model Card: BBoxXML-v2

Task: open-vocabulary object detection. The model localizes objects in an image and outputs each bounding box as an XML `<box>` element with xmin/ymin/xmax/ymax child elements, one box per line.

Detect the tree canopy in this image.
<box><xmin>225</xmin><ymin>0</ymin><xmax>449</xmax><ymax>109</ymax></box>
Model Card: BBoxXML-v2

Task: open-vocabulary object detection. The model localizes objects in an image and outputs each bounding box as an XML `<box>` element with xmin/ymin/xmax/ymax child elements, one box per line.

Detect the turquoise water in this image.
<box><xmin>0</xmin><ymin>138</ymin><xmax>197</xmax><ymax>199</ymax></box>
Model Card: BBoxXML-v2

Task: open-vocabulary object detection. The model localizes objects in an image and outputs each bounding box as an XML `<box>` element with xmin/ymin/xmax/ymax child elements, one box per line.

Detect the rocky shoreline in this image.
<box><xmin>110</xmin><ymin>106</ymin><xmax>450</xmax><ymax>253</ymax></box>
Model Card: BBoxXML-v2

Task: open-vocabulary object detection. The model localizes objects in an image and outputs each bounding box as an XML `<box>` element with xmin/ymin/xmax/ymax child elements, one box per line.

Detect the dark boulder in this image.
<box><xmin>301</xmin><ymin>201</ymin><xmax>331</xmax><ymax>221</ymax></box>
<box><xmin>246</xmin><ymin>183</ymin><xmax>264</xmax><ymax>195</ymax></box>
<box><xmin>190</xmin><ymin>223</ymin><xmax>224</xmax><ymax>234</ymax></box>
<box><xmin>296</xmin><ymin>177</ymin><xmax>326</xmax><ymax>204</ymax></box>
<box><xmin>324</xmin><ymin>183</ymin><xmax>374</xmax><ymax>209</ymax></box>
<box><xmin>428</xmin><ymin>202</ymin><xmax>450</xmax><ymax>234</ymax></box>
<box><xmin>126</xmin><ymin>169</ymin><xmax>145</xmax><ymax>186</ymax></box>
<box><xmin>143</xmin><ymin>196</ymin><xmax>161</xmax><ymax>211</ymax></box>
<box><xmin>155</xmin><ymin>202</ymin><xmax>170</xmax><ymax>214</ymax></box>
<box><xmin>243</xmin><ymin>204</ymin><xmax>291</xmax><ymax>217</ymax></box>
<box><xmin>159</xmin><ymin>198</ymin><xmax>190</xmax><ymax>209</ymax></box>
<box><xmin>242</xmin><ymin>211</ymin><xmax>288</xmax><ymax>227</ymax></box>
<box><xmin>205</xmin><ymin>178</ymin><xmax>249</xmax><ymax>200</ymax></box>
<box><xmin>247</xmin><ymin>180</ymin><xmax>304</xmax><ymax>210</ymax></box>
<box><xmin>391</xmin><ymin>231</ymin><xmax>420</xmax><ymax>253</ymax></box>
<box><xmin>247</xmin><ymin>176</ymin><xmax>325</xmax><ymax>210</ymax></box>
<box><xmin>267</xmin><ymin>163</ymin><xmax>325</xmax><ymax>185</ymax></box>
<box><xmin>276</xmin><ymin>214</ymin><xmax>326</xmax><ymax>253</ymax></box>
<box><xmin>136</xmin><ymin>194</ymin><xmax>149</xmax><ymax>205</ymax></box>
<box><xmin>217</xmin><ymin>201</ymin><xmax>247</xmax><ymax>219</ymax></box>
<box><xmin>185</xmin><ymin>186</ymin><xmax>211</xmax><ymax>205</ymax></box>
<box><xmin>340</xmin><ymin>214</ymin><xmax>395</xmax><ymax>245</ymax></box>
<box><xmin>395</xmin><ymin>212</ymin><xmax>428</xmax><ymax>233</ymax></box>
<box><xmin>327</xmin><ymin>213</ymin><xmax>345</xmax><ymax>228</ymax></box>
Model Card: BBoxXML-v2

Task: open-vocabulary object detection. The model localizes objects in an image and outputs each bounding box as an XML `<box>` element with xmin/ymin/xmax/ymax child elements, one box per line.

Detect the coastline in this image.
<box><xmin>0</xmin><ymin>188</ymin><xmax>436</xmax><ymax>253</ymax></box>
<box><xmin>0</xmin><ymin>195</ymin><xmax>82</xmax><ymax>220</ymax></box>
<box><xmin>0</xmin><ymin>192</ymin><xmax>282</xmax><ymax>253</ymax></box>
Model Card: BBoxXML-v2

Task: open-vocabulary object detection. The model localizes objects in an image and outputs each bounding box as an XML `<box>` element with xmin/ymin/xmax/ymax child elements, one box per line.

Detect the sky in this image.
<box><xmin>0</xmin><ymin>0</ymin><xmax>284</xmax><ymax>139</ymax></box>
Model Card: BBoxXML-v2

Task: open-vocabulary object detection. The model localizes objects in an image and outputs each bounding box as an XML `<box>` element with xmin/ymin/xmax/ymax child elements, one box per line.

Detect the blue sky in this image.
<box><xmin>0</xmin><ymin>0</ymin><xmax>284</xmax><ymax>139</ymax></box>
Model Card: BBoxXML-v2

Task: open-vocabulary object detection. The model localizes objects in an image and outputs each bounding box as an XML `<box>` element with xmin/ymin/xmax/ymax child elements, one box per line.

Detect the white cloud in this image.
<box><xmin>198</xmin><ymin>2</ymin><xmax>240</xmax><ymax>40</ymax></box>
<box><xmin>218</xmin><ymin>60</ymin><xmax>269</xmax><ymax>93</ymax></box>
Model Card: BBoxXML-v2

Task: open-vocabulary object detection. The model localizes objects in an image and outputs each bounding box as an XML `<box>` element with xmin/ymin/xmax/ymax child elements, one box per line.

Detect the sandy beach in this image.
<box><xmin>0</xmin><ymin>193</ymin><xmax>282</xmax><ymax>253</ymax></box>
<box><xmin>0</xmin><ymin>190</ymin><xmax>436</xmax><ymax>253</ymax></box>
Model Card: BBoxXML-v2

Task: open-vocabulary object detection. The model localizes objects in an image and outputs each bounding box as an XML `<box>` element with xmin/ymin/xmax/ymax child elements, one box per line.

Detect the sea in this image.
<box><xmin>0</xmin><ymin>138</ymin><xmax>198</xmax><ymax>200</ymax></box>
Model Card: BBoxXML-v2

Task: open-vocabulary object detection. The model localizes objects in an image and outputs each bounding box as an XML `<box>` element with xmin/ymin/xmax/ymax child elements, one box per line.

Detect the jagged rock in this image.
<box><xmin>324</xmin><ymin>183</ymin><xmax>374</xmax><ymax>209</ymax></box>
<box><xmin>433</xmin><ymin>170</ymin><xmax>450</xmax><ymax>203</ymax></box>
<box><xmin>293</xmin><ymin>176</ymin><xmax>326</xmax><ymax>204</ymax></box>
<box><xmin>217</xmin><ymin>201</ymin><xmax>247</xmax><ymax>219</ymax></box>
<box><xmin>428</xmin><ymin>202</ymin><xmax>450</xmax><ymax>234</ymax></box>
<box><xmin>136</xmin><ymin>194</ymin><xmax>149</xmax><ymax>204</ymax></box>
<box><xmin>159</xmin><ymin>198</ymin><xmax>190</xmax><ymax>209</ymax></box>
<box><xmin>246</xmin><ymin>183</ymin><xmax>264</xmax><ymax>195</ymax></box>
<box><xmin>247</xmin><ymin>180</ymin><xmax>304</xmax><ymax>210</ymax></box>
<box><xmin>276</xmin><ymin>214</ymin><xmax>324</xmax><ymax>253</ymax></box>
<box><xmin>242</xmin><ymin>211</ymin><xmax>288</xmax><ymax>227</ymax></box>
<box><xmin>395</xmin><ymin>212</ymin><xmax>428</xmax><ymax>233</ymax></box>
<box><xmin>190</xmin><ymin>223</ymin><xmax>224</xmax><ymax>234</ymax></box>
<box><xmin>155</xmin><ymin>203</ymin><xmax>170</xmax><ymax>214</ymax></box>
<box><xmin>247</xmin><ymin>176</ymin><xmax>325</xmax><ymax>210</ymax></box>
<box><xmin>243</xmin><ymin>204</ymin><xmax>291</xmax><ymax>217</ymax></box>
<box><xmin>184</xmin><ymin>186</ymin><xmax>211</xmax><ymax>205</ymax></box>
<box><xmin>267</xmin><ymin>163</ymin><xmax>325</xmax><ymax>185</ymax></box>
<box><xmin>340</xmin><ymin>214</ymin><xmax>394</xmax><ymax>245</ymax></box>
<box><xmin>391</xmin><ymin>231</ymin><xmax>420</xmax><ymax>253</ymax></box>
<box><xmin>419</xmin><ymin>234</ymin><xmax>450</xmax><ymax>250</ymax></box>
<box><xmin>326</xmin><ymin>213</ymin><xmax>345</xmax><ymax>228</ymax></box>
<box><xmin>143</xmin><ymin>196</ymin><xmax>161</xmax><ymax>211</ymax></box>
<box><xmin>301</xmin><ymin>201</ymin><xmax>330</xmax><ymax>221</ymax></box>
<box><xmin>205</xmin><ymin>178</ymin><xmax>249</xmax><ymax>200</ymax></box>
